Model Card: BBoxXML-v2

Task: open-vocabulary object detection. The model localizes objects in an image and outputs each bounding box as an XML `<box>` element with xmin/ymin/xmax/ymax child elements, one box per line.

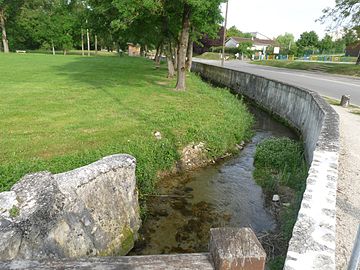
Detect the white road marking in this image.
<box><xmin>254</xmin><ymin>69</ymin><xmax>360</xmax><ymax>88</ymax></box>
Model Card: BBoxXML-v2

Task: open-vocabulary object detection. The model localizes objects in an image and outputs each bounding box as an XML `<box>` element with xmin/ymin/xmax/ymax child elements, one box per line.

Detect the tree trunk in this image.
<box><xmin>175</xmin><ymin>4</ymin><xmax>191</xmax><ymax>91</ymax></box>
<box><xmin>357</xmin><ymin>49</ymin><xmax>360</xmax><ymax>65</ymax></box>
<box><xmin>144</xmin><ymin>44</ymin><xmax>148</xmax><ymax>58</ymax></box>
<box><xmin>63</xmin><ymin>49</ymin><xmax>67</xmax><ymax>55</ymax></box>
<box><xmin>169</xmin><ymin>41</ymin><xmax>176</xmax><ymax>69</ymax></box>
<box><xmin>0</xmin><ymin>9</ymin><xmax>9</xmax><ymax>53</ymax></box>
<box><xmin>87</xmin><ymin>28</ymin><xmax>90</xmax><ymax>56</ymax></box>
<box><xmin>81</xmin><ymin>29</ymin><xmax>84</xmax><ymax>56</ymax></box>
<box><xmin>95</xmin><ymin>35</ymin><xmax>98</xmax><ymax>55</ymax></box>
<box><xmin>185</xmin><ymin>39</ymin><xmax>193</xmax><ymax>72</ymax></box>
<box><xmin>154</xmin><ymin>43</ymin><xmax>160</xmax><ymax>62</ymax></box>
<box><xmin>165</xmin><ymin>43</ymin><xmax>175</xmax><ymax>78</ymax></box>
<box><xmin>52</xmin><ymin>41</ymin><xmax>55</xmax><ymax>55</ymax></box>
<box><xmin>167</xmin><ymin>56</ymin><xmax>175</xmax><ymax>78</ymax></box>
<box><xmin>155</xmin><ymin>44</ymin><xmax>163</xmax><ymax>69</ymax></box>
<box><xmin>173</xmin><ymin>43</ymin><xmax>178</xmax><ymax>71</ymax></box>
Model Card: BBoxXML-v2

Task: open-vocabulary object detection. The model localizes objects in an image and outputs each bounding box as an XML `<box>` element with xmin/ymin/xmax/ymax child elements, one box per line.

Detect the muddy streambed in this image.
<box><xmin>130</xmin><ymin>106</ymin><xmax>298</xmax><ymax>255</ymax></box>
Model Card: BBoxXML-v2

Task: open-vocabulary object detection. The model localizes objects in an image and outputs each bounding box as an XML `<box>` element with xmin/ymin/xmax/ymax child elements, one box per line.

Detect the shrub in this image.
<box><xmin>254</xmin><ymin>137</ymin><xmax>307</xmax><ymax>192</ymax></box>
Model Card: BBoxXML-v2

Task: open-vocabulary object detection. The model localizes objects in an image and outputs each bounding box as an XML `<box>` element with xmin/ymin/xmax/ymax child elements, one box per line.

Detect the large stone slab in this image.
<box><xmin>209</xmin><ymin>228</ymin><xmax>266</xmax><ymax>270</ymax></box>
<box><xmin>0</xmin><ymin>154</ymin><xmax>140</xmax><ymax>260</ymax></box>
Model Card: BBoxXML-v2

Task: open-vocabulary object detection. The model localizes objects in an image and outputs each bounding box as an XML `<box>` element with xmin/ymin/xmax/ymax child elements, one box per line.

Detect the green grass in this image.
<box><xmin>252</xmin><ymin>60</ymin><xmax>360</xmax><ymax>77</ymax></box>
<box><xmin>351</xmin><ymin>109</ymin><xmax>360</xmax><ymax>115</ymax></box>
<box><xmin>253</xmin><ymin>137</ymin><xmax>308</xmax><ymax>270</ymax></box>
<box><xmin>25</xmin><ymin>49</ymin><xmax>118</xmax><ymax>57</ymax></box>
<box><xmin>254</xmin><ymin>137</ymin><xmax>307</xmax><ymax>192</ymax></box>
<box><xmin>322</xmin><ymin>96</ymin><xmax>360</xmax><ymax>115</ymax></box>
<box><xmin>0</xmin><ymin>54</ymin><xmax>253</xmax><ymax>195</ymax></box>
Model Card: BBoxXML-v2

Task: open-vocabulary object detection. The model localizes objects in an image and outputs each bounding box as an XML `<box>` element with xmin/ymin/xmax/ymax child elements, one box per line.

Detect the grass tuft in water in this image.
<box><xmin>253</xmin><ymin>137</ymin><xmax>308</xmax><ymax>270</ymax></box>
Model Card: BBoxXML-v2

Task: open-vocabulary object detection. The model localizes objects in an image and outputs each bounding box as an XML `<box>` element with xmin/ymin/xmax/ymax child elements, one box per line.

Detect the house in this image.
<box><xmin>127</xmin><ymin>43</ymin><xmax>141</xmax><ymax>57</ymax></box>
<box><xmin>225</xmin><ymin>37</ymin><xmax>276</xmax><ymax>52</ymax></box>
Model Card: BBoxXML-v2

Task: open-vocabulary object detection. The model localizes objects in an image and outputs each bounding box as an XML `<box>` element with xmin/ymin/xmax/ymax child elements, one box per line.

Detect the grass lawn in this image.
<box><xmin>0</xmin><ymin>54</ymin><xmax>253</xmax><ymax>195</ymax></box>
<box><xmin>252</xmin><ymin>60</ymin><xmax>360</xmax><ymax>77</ymax></box>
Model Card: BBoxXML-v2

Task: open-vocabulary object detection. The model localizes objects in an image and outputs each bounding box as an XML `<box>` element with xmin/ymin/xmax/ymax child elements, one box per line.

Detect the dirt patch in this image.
<box><xmin>332</xmin><ymin>106</ymin><xmax>360</xmax><ymax>269</ymax></box>
<box><xmin>179</xmin><ymin>142</ymin><xmax>211</xmax><ymax>171</ymax></box>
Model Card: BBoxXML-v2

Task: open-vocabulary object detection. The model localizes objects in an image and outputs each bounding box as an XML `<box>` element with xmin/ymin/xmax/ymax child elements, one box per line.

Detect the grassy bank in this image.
<box><xmin>253</xmin><ymin>137</ymin><xmax>308</xmax><ymax>270</ymax></box>
<box><xmin>0</xmin><ymin>54</ymin><xmax>253</xmax><ymax>196</ymax></box>
<box><xmin>323</xmin><ymin>96</ymin><xmax>360</xmax><ymax>115</ymax></box>
<box><xmin>196</xmin><ymin>52</ymin><xmax>235</xmax><ymax>61</ymax></box>
<box><xmin>252</xmin><ymin>60</ymin><xmax>360</xmax><ymax>77</ymax></box>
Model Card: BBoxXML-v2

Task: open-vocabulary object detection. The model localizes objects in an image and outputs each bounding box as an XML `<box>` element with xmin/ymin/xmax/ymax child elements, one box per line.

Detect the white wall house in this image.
<box><xmin>225</xmin><ymin>37</ymin><xmax>276</xmax><ymax>53</ymax></box>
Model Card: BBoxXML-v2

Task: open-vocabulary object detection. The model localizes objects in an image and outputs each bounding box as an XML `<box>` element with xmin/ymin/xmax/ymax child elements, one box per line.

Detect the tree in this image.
<box><xmin>320</xmin><ymin>0</ymin><xmax>360</xmax><ymax>63</ymax></box>
<box><xmin>343</xmin><ymin>27</ymin><xmax>359</xmax><ymax>46</ymax></box>
<box><xmin>333</xmin><ymin>38</ymin><xmax>346</xmax><ymax>53</ymax></box>
<box><xmin>18</xmin><ymin>0</ymin><xmax>77</xmax><ymax>54</ymax></box>
<box><xmin>296</xmin><ymin>31</ymin><xmax>319</xmax><ymax>55</ymax></box>
<box><xmin>318</xmin><ymin>34</ymin><xmax>334</xmax><ymax>54</ymax></box>
<box><xmin>0</xmin><ymin>0</ymin><xmax>24</xmax><ymax>52</ymax></box>
<box><xmin>320</xmin><ymin>0</ymin><xmax>360</xmax><ymax>29</ymax></box>
<box><xmin>276</xmin><ymin>33</ymin><xmax>295</xmax><ymax>54</ymax></box>
<box><xmin>92</xmin><ymin>0</ymin><xmax>223</xmax><ymax>90</ymax></box>
<box><xmin>226</xmin><ymin>25</ymin><xmax>252</xmax><ymax>38</ymax></box>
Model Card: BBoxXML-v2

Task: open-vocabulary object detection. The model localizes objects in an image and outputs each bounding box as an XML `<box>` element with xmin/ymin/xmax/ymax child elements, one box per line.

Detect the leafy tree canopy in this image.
<box><xmin>226</xmin><ymin>25</ymin><xmax>252</xmax><ymax>38</ymax></box>
<box><xmin>320</xmin><ymin>0</ymin><xmax>360</xmax><ymax>29</ymax></box>
<box><xmin>296</xmin><ymin>31</ymin><xmax>319</xmax><ymax>49</ymax></box>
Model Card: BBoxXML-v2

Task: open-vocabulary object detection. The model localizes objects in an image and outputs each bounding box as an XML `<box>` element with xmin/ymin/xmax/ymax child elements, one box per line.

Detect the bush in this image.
<box><xmin>254</xmin><ymin>137</ymin><xmax>307</xmax><ymax>192</ymax></box>
<box><xmin>211</xmin><ymin>46</ymin><xmax>239</xmax><ymax>54</ymax></box>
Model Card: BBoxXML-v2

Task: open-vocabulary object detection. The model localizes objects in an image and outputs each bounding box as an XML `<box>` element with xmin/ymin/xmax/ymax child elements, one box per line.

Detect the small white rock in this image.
<box><xmin>283</xmin><ymin>203</ymin><xmax>291</xmax><ymax>207</ymax></box>
<box><xmin>272</xmin><ymin>194</ymin><xmax>280</xmax><ymax>202</ymax></box>
<box><xmin>154</xmin><ymin>131</ymin><xmax>162</xmax><ymax>140</ymax></box>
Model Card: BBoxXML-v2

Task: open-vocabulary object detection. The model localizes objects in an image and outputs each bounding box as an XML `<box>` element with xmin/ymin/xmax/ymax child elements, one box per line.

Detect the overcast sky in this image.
<box><xmin>221</xmin><ymin>0</ymin><xmax>335</xmax><ymax>39</ymax></box>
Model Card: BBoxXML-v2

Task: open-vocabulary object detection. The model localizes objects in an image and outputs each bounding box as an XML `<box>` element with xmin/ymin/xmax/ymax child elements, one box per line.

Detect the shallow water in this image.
<box><xmin>130</xmin><ymin>106</ymin><xmax>297</xmax><ymax>255</ymax></box>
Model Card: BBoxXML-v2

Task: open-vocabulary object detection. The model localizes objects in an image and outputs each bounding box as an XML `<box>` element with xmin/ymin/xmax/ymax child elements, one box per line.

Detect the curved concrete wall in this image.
<box><xmin>192</xmin><ymin>62</ymin><xmax>339</xmax><ymax>270</ymax></box>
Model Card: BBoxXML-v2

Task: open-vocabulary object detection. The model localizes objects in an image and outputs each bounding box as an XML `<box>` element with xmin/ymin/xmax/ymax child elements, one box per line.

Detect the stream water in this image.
<box><xmin>130</xmin><ymin>106</ymin><xmax>298</xmax><ymax>255</ymax></box>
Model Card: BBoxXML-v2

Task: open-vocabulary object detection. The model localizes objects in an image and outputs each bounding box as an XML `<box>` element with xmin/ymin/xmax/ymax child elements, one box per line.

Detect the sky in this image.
<box><xmin>221</xmin><ymin>0</ymin><xmax>336</xmax><ymax>40</ymax></box>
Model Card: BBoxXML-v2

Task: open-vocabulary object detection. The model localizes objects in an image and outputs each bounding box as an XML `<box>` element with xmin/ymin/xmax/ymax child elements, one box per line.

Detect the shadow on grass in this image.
<box><xmin>51</xmin><ymin>56</ymin><xmax>176</xmax><ymax>129</ymax></box>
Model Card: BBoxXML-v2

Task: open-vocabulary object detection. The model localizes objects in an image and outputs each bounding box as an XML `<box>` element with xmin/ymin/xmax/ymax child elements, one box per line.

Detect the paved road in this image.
<box><xmin>194</xmin><ymin>59</ymin><xmax>360</xmax><ymax>106</ymax></box>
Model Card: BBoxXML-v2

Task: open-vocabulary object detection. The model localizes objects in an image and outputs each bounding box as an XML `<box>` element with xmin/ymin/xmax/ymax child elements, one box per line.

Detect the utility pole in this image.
<box><xmin>221</xmin><ymin>0</ymin><xmax>229</xmax><ymax>67</ymax></box>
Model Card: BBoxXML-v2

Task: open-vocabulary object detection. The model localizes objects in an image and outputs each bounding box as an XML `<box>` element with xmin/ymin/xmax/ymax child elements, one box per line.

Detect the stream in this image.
<box><xmin>130</xmin><ymin>105</ymin><xmax>298</xmax><ymax>255</ymax></box>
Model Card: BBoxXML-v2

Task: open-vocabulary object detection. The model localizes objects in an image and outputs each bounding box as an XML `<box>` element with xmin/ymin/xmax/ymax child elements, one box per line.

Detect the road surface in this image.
<box><xmin>194</xmin><ymin>59</ymin><xmax>360</xmax><ymax>106</ymax></box>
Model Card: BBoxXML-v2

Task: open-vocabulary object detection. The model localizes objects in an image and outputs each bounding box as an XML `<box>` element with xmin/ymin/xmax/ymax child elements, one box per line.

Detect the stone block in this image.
<box><xmin>209</xmin><ymin>228</ymin><xmax>266</xmax><ymax>270</ymax></box>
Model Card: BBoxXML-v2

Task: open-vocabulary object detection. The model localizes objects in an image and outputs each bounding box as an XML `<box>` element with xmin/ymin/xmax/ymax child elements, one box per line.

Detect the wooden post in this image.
<box><xmin>340</xmin><ymin>95</ymin><xmax>350</xmax><ymax>108</ymax></box>
<box><xmin>209</xmin><ymin>228</ymin><xmax>266</xmax><ymax>270</ymax></box>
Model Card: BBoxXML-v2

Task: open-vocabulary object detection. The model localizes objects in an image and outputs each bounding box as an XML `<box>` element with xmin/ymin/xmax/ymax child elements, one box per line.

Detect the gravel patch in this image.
<box><xmin>332</xmin><ymin>106</ymin><xmax>360</xmax><ymax>269</ymax></box>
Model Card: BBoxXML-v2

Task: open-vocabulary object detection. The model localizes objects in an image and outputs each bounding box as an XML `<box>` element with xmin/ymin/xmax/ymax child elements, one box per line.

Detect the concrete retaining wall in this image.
<box><xmin>192</xmin><ymin>61</ymin><xmax>339</xmax><ymax>270</ymax></box>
